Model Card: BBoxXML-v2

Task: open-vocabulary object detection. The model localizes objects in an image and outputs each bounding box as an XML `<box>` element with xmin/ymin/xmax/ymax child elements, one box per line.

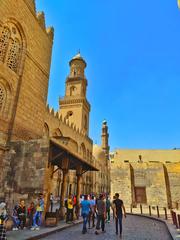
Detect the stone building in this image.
<box><xmin>0</xmin><ymin>0</ymin><xmax>109</xmax><ymax>216</ymax></box>
<box><xmin>110</xmin><ymin>149</ymin><xmax>180</xmax><ymax>208</ymax></box>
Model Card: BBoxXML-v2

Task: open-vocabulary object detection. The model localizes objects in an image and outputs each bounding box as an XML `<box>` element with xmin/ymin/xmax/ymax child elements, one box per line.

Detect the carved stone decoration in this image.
<box><xmin>0</xmin><ymin>83</ymin><xmax>6</xmax><ymax>111</ymax></box>
<box><xmin>0</xmin><ymin>27</ymin><xmax>10</xmax><ymax>62</ymax></box>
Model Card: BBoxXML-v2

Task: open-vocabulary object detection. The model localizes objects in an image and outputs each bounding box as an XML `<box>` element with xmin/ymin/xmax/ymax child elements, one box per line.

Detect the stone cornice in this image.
<box><xmin>66</xmin><ymin>76</ymin><xmax>87</xmax><ymax>85</ymax></box>
<box><xmin>59</xmin><ymin>97</ymin><xmax>91</xmax><ymax>111</ymax></box>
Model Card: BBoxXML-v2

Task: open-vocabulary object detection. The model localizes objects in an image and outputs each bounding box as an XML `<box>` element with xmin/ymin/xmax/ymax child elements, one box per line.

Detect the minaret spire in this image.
<box><xmin>101</xmin><ymin>120</ymin><xmax>110</xmax><ymax>161</ymax></box>
<box><xmin>59</xmin><ymin>53</ymin><xmax>90</xmax><ymax>135</ymax></box>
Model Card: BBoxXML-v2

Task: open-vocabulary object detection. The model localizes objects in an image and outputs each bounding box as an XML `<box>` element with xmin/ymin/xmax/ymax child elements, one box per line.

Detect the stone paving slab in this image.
<box><xmin>6</xmin><ymin>219</ymin><xmax>82</xmax><ymax>240</ymax></box>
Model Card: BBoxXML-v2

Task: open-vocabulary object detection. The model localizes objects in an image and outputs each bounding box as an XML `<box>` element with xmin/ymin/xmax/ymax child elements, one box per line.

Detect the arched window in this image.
<box><xmin>81</xmin><ymin>143</ymin><xmax>86</xmax><ymax>159</ymax></box>
<box><xmin>65</xmin><ymin>111</ymin><xmax>73</xmax><ymax>121</ymax></box>
<box><xmin>84</xmin><ymin>115</ymin><xmax>88</xmax><ymax>130</ymax></box>
<box><xmin>7</xmin><ymin>38</ymin><xmax>21</xmax><ymax>72</ymax></box>
<box><xmin>87</xmin><ymin>149</ymin><xmax>89</xmax><ymax>160</ymax></box>
<box><xmin>0</xmin><ymin>27</ymin><xmax>10</xmax><ymax>62</ymax></box>
<box><xmin>0</xmin><ymin>83</ymin><xmax>6</xmax><ymax>112</ymax></box>
<box><xmin>70</xmin><ymin>86</ymin><xmax>76</xmax><ymax>96</ymax></box>
<box><xmin>0</xmin><ymin>22</ymin><xmax>23</xmax><ymax>74</ymax></box>
<box><xmin>43</xmin><ymin>123</ymin><xmax>49</xmax><ymax>138</ymax></box>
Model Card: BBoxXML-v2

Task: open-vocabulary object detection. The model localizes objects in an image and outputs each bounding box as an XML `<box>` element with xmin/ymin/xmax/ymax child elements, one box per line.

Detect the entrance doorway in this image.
<box><xmin>135</xmin><ymin>187</ymin><xmax>147</xmax><ymax>204</ymax></box>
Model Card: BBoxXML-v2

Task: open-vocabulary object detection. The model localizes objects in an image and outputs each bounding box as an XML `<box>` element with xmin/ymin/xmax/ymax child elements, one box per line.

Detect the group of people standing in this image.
<box><xmin>0</xmin><ymin>193</ymin><xmax>44</xmax><ymax>240</ymax></box>
<box><xmin>80</xmin><ymin>192</ymin><xmax>126</xmax><ymax>239</ymax></box>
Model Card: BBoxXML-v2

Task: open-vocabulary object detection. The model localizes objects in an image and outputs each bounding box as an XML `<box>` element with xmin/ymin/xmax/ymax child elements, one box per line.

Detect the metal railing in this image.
<box><xmin>128</xmin><ymin>204</ymin><xmax>169</xmax><ymax>219</ymax></box>
<box><xmin>128</xmin><ymin>204</ymin><xmax>180</xmax><ymax>229</ymax></box>
<box><xmin>171</xmin><ymin>210</ymin><xmax>180</xmax><ymax>229</ymax></box>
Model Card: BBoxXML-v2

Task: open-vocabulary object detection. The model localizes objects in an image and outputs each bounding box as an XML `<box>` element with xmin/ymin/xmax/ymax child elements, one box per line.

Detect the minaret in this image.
<box><xmin>101</xmin><ymin>120</ymin><xmax>110</xmax><ymax>161</ymax></box>
<box><xmin>59</xmin><ymin>53</ymin><xmax>90</xmax><ymax>135</ymax></box>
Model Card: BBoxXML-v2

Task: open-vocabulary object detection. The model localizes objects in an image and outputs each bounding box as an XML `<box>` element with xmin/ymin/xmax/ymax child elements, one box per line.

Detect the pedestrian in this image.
<box><xmin>36</xmin><ymin>193</ymin><xmax>44</xmax><ymax>229</ymax></box>
<box><xmin>31</xmin><ymin>193</ymin><xmax>44</xmax><ymax>230</ymax></box>
<box><xmin>88</xmin><ymin>195</ymin><xmax>95</xmax><ymax>228</ymax></box>
<box><xmin>0</xmin><ymin>202</ymin><xmax>7</xmax><ymax>240</ymax></box>
<box><xmin>80</xmin><ymin>195</ymin><xmax>91</xmax><ymax>234</ymax></box>
<box><xmin>113</xmin><ymin>193</ymin><xmax>126</xmax><ymax>239</ymax></box>
<box><xmin>17</xmin><ymin>200</ymin><xmax>26</xmax><ymax>229</ymax></box>
<box><xmin>12</xmin><ymin>205</ymin><xmax>19</xmax><ymax>230</ymax></box>
<box><xmin>106</xmin><ymin>195</ymin><xmax>111</xmax><ymax>223</ymax></box>
<box><xmin>50</xmin><ymin>193</ymin><xmax>54</xmax><ymax>212</ymax></box>
<box><xmin>111</xmin><ymin>195</ymin><xmax>116</xmax><ymax>221</ymax></box>
<box><xmin>66</xmin><ymin>194</ymin><xmax>74</xmax><ymax>223</ymax></box>
<box><xmin>74</xmin><ymin>195</ymin><xmax>79</xmax><ymax>220</ymax></box>
<box><xmin>95</xmin><ymin>194</ymin><xmax>106</xmax><ymax>235</ymax></box>
<box><xmin>27</xmin><ymin>202</ymin><xmax>36</xmax><ymax>228</ymax></box>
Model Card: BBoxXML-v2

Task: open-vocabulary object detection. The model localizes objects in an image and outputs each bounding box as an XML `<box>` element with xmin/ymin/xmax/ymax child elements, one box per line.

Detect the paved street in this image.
<box><xmin>42</xmin><ymin>215</ymin><xmax>172</xmax><ymax>240</ymax></box>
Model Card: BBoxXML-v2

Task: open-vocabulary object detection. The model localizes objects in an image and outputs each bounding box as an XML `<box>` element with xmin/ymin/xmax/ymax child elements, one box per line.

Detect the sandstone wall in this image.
<box><xmin>131</xmin><ymin>162</ymin><xmax>167</xmax><ymax>207</ymax></box>
<box><xmin>0</xmin><ymin>0</ymin><xmax>53</xmax><ymax>142</ymax></box>
<box><xmin>166</xmin><ymin>163</ymin><xmax>180</xmax><ymax>208</ymax></box>
<box><xmin>112</xmin><ymin>149</ymin><xmax>180</xmax><ymax>163</ymax></box>
<box><xmin>111</xmin><ymin>163</ymin><xmax>132</xmax><ymax>206</ymax></box>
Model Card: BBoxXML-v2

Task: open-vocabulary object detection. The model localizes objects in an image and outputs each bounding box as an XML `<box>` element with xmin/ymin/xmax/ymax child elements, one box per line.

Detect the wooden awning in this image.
<box><xmin>49</xmin><ymin>138</ymin><xmax>98</xmax><ymax>172</ymax></box>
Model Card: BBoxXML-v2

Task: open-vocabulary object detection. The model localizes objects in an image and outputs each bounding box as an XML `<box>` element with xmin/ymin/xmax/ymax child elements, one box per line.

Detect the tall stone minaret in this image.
<box><xmin>101</xmin><ymin>120</ymin><xmax>110</xmax><ymax>161</ymax></box>
<box><xmin>59</xmin><ymin>53</ymin><xmax>90</xmax><ymax>135</ymax></box>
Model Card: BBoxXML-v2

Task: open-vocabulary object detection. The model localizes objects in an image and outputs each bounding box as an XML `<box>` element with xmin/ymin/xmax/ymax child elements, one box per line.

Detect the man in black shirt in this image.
<box><xmin>113</xmin><ymin>193</ymin><xmax>126</xmax><ymax>239</ymax></box>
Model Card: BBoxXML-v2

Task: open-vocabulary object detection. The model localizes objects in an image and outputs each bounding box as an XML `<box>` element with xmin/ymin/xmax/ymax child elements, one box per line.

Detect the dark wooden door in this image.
<box><xmin>135</xmin><ymin>187</ymin><xmax>147</xmax><ymax>204</ymax></box>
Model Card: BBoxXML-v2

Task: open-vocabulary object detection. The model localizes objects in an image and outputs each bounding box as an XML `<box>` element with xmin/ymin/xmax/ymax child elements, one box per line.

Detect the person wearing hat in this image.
<box><xmin>0</xmin><ymin>202</ymin><xmax>7</xmax><ymax>240</ymax></box>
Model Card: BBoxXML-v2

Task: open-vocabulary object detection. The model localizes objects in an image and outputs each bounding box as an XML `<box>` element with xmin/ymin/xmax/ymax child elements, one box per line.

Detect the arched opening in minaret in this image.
<box><xmin>70</xmin><ymin>86</ymin><xmax>76</xmax><ymax>96</ymax></box>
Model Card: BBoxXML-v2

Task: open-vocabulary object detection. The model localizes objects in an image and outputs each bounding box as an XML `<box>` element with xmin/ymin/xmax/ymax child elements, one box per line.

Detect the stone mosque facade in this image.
<box><xmin>0</xmin><ymin>0</ymin><xmax>110</xmax><ymax>213</ymax></box>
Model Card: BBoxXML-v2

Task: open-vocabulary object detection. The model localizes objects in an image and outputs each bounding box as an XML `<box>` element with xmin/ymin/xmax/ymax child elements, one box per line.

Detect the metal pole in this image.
<box><xmin>157</xmin><ymin>206</ymin><xmax>160</xmax><ymax>218</ymax></box>
<box><xmin>130</xmin><ymin>204</ymin><xmax>132</xmax><ymax>214</ymax></box>
<box><xmin>149</xmin><ymin>205</ymin><xmax>151</xmax><ymax>216</ymax></box>
<box><xmin>164</xmin><ymin>207</ymin><xmax>167</xmax><ymax>220</ymax></box>
<box><xmin>140</xmin><ymin>204</ymin><xmax>143</xmax><ymax>214</ymax></box>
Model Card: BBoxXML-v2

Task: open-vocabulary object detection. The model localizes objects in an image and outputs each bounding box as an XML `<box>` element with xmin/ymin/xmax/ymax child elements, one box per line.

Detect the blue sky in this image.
<box><xmin>36</xmin><ymin>0</ymin><xmax>180</xmax><ymax>150</ymax></box>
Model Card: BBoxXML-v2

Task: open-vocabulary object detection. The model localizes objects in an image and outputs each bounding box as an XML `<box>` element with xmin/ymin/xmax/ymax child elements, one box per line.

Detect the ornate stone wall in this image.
<box><xmin>0</xmin><ymin>0</ymin><xmax>54</xmax><ymax>143</ymax></box>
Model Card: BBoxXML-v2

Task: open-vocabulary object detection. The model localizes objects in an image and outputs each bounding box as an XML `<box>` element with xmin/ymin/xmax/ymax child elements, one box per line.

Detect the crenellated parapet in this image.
<box><xmin>46</xmin><ymin>27</ymin><xmax>54</xmax><ymax>42</ymax></box>
<box><xmin>36</xmin><ymin>12</ymin><xmax>54</xmax><ymax>42</ymax></box>
<box><xmin>45</xmin><ymin>104</ymin><xmax>92</xmax><ymax>142</ymax></box>
<box><xmin>37</xmin><ymin>12</ymin><xmax>46</xmax><ymax>30</ymax></box>
<box><xmin>23</xmin><ymin>0</ymin><xmax>36</xmax><ymax>14</ymax></box>
<box><xmin>23</xmin><ymin>1</ymin><xmax>54</xmax><ymax>42</ymax></box>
